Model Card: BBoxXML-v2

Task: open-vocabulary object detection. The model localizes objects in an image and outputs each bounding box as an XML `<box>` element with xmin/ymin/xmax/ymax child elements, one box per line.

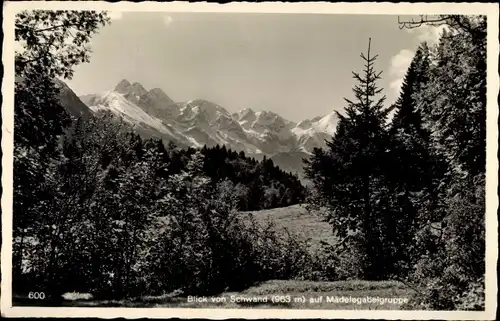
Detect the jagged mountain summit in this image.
<box><xmin>74</xmin><ymin>79</ymin><xmax>339</xmax><ymax>175</ymax></box>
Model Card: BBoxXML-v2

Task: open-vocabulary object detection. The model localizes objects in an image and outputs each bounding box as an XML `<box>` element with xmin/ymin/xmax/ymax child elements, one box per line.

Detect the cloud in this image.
<box><xmin>388</xmin><ymin>49</ymin><xmax>415</xmax><ymax>95</ymax></box>
<box><xmin>163</xmin><ymin>15</ymin><xmax>174</xmax><ymax>26</ymax></box>
<box><xmin>406</xmin><ymin>24</ymin><xmax>447</xmax><ymax>45</ymax></box>
<box><xmin>107</xmin><ymin>11</ymin><xmax>124</xmax><ymax>21</ymax></box>
<box><xmin>387</xmin><ymin>24</ymin><xmax>448</xmax><ymax>98</ymax></box>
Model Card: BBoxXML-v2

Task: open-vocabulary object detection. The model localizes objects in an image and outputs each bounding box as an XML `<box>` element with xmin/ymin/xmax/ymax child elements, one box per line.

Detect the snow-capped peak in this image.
<box><xmin>190</xmin><ymin>100</ymin><xmax>231</xmax><ymax>118</ymax></box>
<box><xmin>296</xmin><ymin>119</ymin><xmax>313</xmax><ymax>129</ymax></box>
<box><xmin>78</xmin><ymin>79</ymin><xmax>342</xmax><ymax>175</ymax></box>
<box><xmin>291</xmin><ymin>111</ymin><xmax>338</xmax><ymax>153</ymax></box>
<box><xmin>236</xmin><ymin>108</ymin><xmax>255</xmax><ymax>121</ymax></box>
<box><xmin>313</xmin><ymin>112</ymin><xmax>338</xmax><ymax>135</ymax></box>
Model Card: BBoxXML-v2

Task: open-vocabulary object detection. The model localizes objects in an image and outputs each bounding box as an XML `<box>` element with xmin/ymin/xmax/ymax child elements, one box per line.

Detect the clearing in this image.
<box><xmin>245</xmin><ymin>203</ymin><xmax>337</xmax><ymax>253</ymax></box>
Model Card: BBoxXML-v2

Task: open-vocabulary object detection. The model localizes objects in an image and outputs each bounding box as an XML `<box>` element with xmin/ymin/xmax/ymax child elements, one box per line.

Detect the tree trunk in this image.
<box><xmin>362</xmin><ymin>174</ymin><xmax>374</xmax><ymax>279</ymax></box>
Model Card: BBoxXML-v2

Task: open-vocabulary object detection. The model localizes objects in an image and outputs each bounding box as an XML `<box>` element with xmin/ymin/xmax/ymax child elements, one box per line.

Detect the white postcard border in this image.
<box><xmin>1</xmin><ymin>1</ymin><xmax>498</xmax><ymax>319</ymax></box>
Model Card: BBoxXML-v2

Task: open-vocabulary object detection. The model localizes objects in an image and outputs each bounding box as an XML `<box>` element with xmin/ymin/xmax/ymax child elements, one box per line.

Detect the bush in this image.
<box><xmin>141</xmin><ymin>199</ymin><xmax>322</xmax><ymax>296</ymax></box>
<box><xmin>119</xmin><ymin>161</ymin><xmax>320</xmax><ymax>298</ymax></box>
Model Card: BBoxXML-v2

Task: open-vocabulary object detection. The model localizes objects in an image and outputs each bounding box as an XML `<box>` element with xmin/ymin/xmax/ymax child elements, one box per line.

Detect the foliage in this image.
<box><xmin>304</xmin><ymin>16</ymin><xmax>486</xmax><ymax>310</ymax></box>
<box><xmin>13</xmin><ymin>10</ymin><xmax>110</xmax><ymax>294</ymax></box>
<box><xmin>404</xmin><ymin>15</ymin><xmax>487</xmax><ymax>310</ymax></box>
<box><xmin>15</xmin><ymin>10</ymin><xmax>110</xmax><ymax>79</ymax></box>
<box><xmin>14</xmin><ymin>116</ymin><xmax>316</xmax><ymax>298</ymax></box>
<box><xmin>165</xmin><ymin>144</ymin><xmax>305</xmax><ymax>210</ymax></box>
<box><xmin>413</xmin><ymin>18</ymin><xmax>486</xmax><ymax>177</ymax></box>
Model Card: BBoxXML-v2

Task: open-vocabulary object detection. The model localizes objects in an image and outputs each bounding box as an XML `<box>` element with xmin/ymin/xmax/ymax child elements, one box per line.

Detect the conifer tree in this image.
<box><xmin>384</xmin><ymin>44</ymin><xmax>450</xmax><ymax>277</ymax></box>
<box><xmin>391</xmin><ymin>44</ymin><xmax>430</xmax><ymax>135</ymax></box>
<box><xmin>414</xmin><ymin>17</ymin><xmax>486</xmax><ymax>177</ymax></box>
<box><xmin>305</xmin><ymin>38</ymin><xmax>393</xmax><ymax>279</ymax></box>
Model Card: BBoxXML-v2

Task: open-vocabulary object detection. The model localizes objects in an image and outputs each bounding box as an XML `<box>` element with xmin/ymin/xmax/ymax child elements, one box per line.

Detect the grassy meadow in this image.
<box><xmin>247</xmin><ymin>204</ymin><xmax>338</xmax><ymax>254</ymax></box>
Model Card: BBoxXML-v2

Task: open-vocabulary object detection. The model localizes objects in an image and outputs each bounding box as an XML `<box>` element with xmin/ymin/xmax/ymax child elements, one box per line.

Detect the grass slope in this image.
<box><xmin>244</xmin><ymin>203</ymin><xmax>337</xmax><ymax>253</ymax></box>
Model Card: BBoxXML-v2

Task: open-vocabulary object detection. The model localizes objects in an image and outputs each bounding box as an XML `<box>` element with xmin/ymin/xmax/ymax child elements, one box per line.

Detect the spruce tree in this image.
<box><xmin>391</xmin><ymin>44</ymin><xmax>430</xmax><ymax>136</ymax></box>
<box><xmin>305</xmin><ymin>38</ymin><xmax>393</xmax><ymax>280</ymax></box>
<box><xmin>384</xmin><ymin>44</ymin><xmax>450</xmax><ymax>277</ymax></box>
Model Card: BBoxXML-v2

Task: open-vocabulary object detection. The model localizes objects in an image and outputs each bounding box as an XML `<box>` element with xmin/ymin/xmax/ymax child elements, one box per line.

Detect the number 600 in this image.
<box><xmin>28</xmin><ymin>292</ymin><xmax>45</xmax><ymax>299</ymax></box>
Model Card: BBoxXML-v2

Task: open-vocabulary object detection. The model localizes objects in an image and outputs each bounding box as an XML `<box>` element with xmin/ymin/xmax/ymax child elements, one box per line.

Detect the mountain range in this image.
<box><xmin>57</xmin><ymin>79</ymin><xmax>339</xmax><ymax>178</ymax></box>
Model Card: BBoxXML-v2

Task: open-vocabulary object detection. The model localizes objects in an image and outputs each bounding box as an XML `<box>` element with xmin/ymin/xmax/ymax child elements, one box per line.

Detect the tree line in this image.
<box><xmin>180</xmin><ymin>144</ymin><xmax>305</xmax><ymax>211</ymax></box>
<box><xmin>304</xmin><ymin>15</ymin><xmax>486</xmax><ymax>310</ymax></box>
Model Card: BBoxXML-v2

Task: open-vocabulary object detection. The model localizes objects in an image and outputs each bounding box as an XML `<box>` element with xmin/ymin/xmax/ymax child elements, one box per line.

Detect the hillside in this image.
<box><xmin>270</xmin><ymin>151</ymin><xmax>311</xmax><ymax>182</ymax></box>
<box><xmin>243</xmin><ymin>204</ymin><xmax>336</xmax><ymax>253</ymax></box>
<box><xmin>54</xmin><ymin>79</ymin><xmax>93</xmax><ymax>120</ymax></box>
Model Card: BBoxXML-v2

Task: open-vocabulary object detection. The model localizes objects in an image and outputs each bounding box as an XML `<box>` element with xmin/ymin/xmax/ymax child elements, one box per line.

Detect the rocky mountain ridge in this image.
<box><xmin>64</xmin><ymin>79</ymin><xmax>340</xmax><ymax>176</ymax></box>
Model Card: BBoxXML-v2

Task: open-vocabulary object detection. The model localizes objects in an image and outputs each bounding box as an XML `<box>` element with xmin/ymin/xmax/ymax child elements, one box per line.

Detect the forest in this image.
<box><xmin>11</xmin><ymin>11</ymin><xmax>486</xmax><ymax>310</ymax></box>
<box><xmin>304</xmin><ymin>16</ymin><xmax>486</xmax><ymax>309</ymax></box>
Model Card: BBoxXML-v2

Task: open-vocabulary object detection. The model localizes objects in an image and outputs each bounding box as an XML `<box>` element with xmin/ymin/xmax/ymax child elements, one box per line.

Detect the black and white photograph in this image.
<box><xmin>1</xmin><ymin>1</ymin><xmax>498</xmax><ymax>319</ymax></box>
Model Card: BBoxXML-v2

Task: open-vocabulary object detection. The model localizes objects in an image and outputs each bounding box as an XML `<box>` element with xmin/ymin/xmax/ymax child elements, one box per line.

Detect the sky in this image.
<box><xmin>66</xmin><ymin>12</ymin><xmax>445</xmax><ymax>122</ymax></box>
